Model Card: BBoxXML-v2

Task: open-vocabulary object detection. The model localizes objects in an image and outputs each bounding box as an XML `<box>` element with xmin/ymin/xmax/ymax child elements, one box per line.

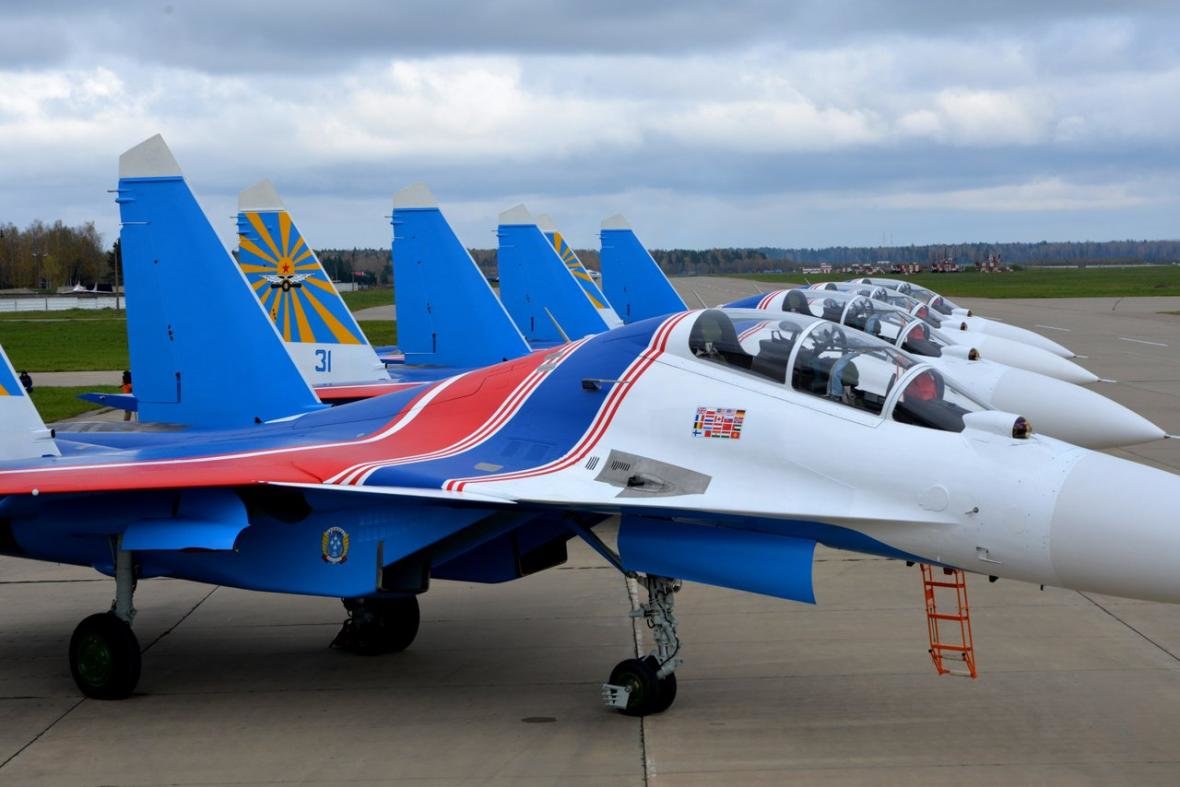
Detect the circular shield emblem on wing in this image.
<box><xmin>322</xmin><ymin>526</ymin><xmax>350</xmax><ymax>564</ymax></box>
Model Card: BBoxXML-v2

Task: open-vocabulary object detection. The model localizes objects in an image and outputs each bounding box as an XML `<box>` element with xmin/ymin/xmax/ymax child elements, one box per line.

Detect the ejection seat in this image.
<box><xmin>689</xmin><ymin>310</ymin><xmax>752</xmax><ymax>370</ymax></box>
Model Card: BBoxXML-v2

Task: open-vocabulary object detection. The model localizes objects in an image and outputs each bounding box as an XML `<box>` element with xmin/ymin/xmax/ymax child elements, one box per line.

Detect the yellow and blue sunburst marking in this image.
<box><xmin>0</xmin><ymin>358</ymin><xmax>23</xmax><ymax>397</ymax></box>
<box><xmin>549</xmin><ymin>232</ymin><xmax>609</xmax><ymax>310</ymax></box>
<box><xmin>236</xmin><ymin>210</ymin><xmax>363</xmax><ymax>345</ymax></box>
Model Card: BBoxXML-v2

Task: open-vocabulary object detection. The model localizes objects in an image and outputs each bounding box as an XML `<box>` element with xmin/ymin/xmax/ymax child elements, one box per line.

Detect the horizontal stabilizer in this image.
<box><xmin>599</xmin><ymin>215</ymin><xmax>686</xmax><ymax>323</ymax></box>
<box><xmin>618</xmin><ymin>515</ymin><xmax>816</xmax><ymax>603</ymax></box>
<box><xmin>117</xmin><ymin>135</ymin><xmax>326</xmax><ymax>428</ymax></box>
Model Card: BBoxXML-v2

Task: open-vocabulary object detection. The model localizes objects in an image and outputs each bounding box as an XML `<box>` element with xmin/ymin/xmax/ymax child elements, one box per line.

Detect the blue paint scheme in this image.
<box><xmin>121</xmin><ymin>489</ymin><xmax>248</xmax><ymax>551</ymax></box>
<box><xmin>725</xmin><ymin>294</ymin><xmax>764</xmax><ymax>309</ymax></box>
<box><xmin>392</xmin><ymin>206</ymin><xmax>530</xmax><ymax>368</ymax></box>
<box><xmin>78</xmin><ymin>392</ymin><xmax>138</xmax><ymax>411</ymax></box>
<box><xmin>618</xmin><ymin>515</ymin><xmax>817</xmax><ymax>603</ymax></box>
<box><xmin>117</xmin><ymin>174</ymin><xmax>326</xmax><ymax>428</ymax></box>
<box><xmin>600</xmin><ymin>226</ymin><xmax>687</xmax><ymax>323</ymax></box>
<box><xmin>361</xmin><ymin>317</ymin><xmax>665</xmax><ymax>488</ymax></box>
<box><xmin>498</xmin><ymin>220</ymin><xmax>610</xmax><ymax>344</ymax></box>
<box><xmin>0</xmin><ymin>355</ymin><xmax>24</xmax><ymax>397</ymax></box>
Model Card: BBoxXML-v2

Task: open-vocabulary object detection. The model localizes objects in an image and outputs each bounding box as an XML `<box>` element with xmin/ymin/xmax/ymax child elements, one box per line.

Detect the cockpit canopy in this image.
<box><xmin>811</xmin><ymin>282</ymin><xmax>942</xmax><ymax>328</ymax></box>
<box><xmin>682</xmin><ymin>309</ymin><xmax>986</xmax><ymax>432</ymax></box>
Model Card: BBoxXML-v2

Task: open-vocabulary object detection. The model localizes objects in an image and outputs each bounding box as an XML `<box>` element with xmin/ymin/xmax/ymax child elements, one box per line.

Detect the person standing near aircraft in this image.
<box><xmin>18</xmin><ymin>370</ymin><xmax>32</xmax><ymax>393</ymax></box>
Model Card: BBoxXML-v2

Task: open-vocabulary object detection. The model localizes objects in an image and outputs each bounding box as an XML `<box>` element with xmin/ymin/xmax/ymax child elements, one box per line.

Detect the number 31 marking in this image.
<box><xmin>315</xmin><ymin>349</ymin><xmax>332</xmax><ymax>372</ymax></box>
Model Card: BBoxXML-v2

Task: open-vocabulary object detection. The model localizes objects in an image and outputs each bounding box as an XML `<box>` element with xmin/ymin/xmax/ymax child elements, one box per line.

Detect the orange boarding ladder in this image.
<box><xmin>920</xmin><ymin>564</ymin><xmax>977</xmax><ymax>678</ymax></box>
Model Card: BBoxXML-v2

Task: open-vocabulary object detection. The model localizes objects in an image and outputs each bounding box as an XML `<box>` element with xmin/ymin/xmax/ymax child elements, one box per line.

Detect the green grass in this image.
<box><xmin>746</xmin><ymin>266</ymin><xmax>1180</xmax><ymax>299</ymax></box>
<box><xmin>342</xmin><ymin>287</ymin><xmax>394</xmax><ymax>310</ymax></box>
<box><xmin>358</xmin><ymin>320</ymin><xmax>397</xmax><ymax>346</ymax></box>
<box><xmin>0</xmin><ymin>307</ymin><xmax>123</xmax><ymax>321</ymax></box>
<box><xmin>0</xmin><ymin>317</ymin><xmax>128</xmax><ymax>371</ymax></box>
<box><xmin>30</xmin><ymin>385</ymin><xmax>120</xmax><ymax>423</ymax></box>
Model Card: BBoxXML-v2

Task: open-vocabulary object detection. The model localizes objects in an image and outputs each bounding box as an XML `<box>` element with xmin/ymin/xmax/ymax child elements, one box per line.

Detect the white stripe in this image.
<box><xmin>345</xmin><ymin>339</ymin><xmax>591</xmax><ymax>486</ymax></box>
<box><xmin>1034</xmin><ymin>324</ymin><xmax>1071</xmax><ymax>332</ymax></box>
<box><xmin>1119</xmin><ymin>337</ymin><xmax>1168</xmax><ymax>348</ymax></box>
<box><xmin>1</xmin><ymin>372</ymin><xmax>468</xmax><ymax>483</ymax></box>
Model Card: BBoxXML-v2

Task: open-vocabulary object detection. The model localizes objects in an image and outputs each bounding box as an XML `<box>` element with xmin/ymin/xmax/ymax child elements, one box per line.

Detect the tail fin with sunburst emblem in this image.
<box><xmin>599</xmin><ymin>214</ymin><xmax>687</xmax><ymax>323</ymax></box>
<box><xmin>497</xmin><ymin>205</ymin><xmax>617</xmax><ymax>346</ymax></box>
<box><xmin>537</xmin><ymin>213</ymin><xmax>622</xmax><ymax>329</ymax></box>
<box><xmin>391</xmin><ymin>184</ymin><xmax>531</xmax><ymax>367</ymax></box>
<box><xmin>116</xmin><ymin>135</ymin><xmax>325</xmax><ymax>428</ymax></box>
<box><xmin>236</xmin><ymin>181</ymin><xmax>389</xmax><ymax>386</ymax></box>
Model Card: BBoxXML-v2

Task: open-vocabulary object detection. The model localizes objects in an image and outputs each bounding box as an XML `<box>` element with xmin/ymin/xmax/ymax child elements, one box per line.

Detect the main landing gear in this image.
<box><xmin>331</xmin><ymin>595</ymin><xmax>420</xmax><ymax>655</ymax></box>
<box><xmin>602</xmin><ymin>574</ymin><xmax>682</xmax><ymax>717</ymax></box>
<box><xmin>69</xmin><ymin>541</ymin><xmax>141</xmax><ymax>700</ymax></box>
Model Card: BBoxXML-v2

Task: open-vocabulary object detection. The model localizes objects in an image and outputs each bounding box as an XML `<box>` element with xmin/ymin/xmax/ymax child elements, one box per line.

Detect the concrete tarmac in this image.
<box><xmin>3</xmin><ymin>291</ymin><xmax>1180</xmax><ymax>784</ymax></box>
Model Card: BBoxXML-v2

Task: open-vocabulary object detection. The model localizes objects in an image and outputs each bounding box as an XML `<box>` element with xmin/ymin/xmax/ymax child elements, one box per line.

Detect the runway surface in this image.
<box><xmin>3</xmin><ymin>285</ymin><xmax>1180</xmax><ymax>785</ymax></box>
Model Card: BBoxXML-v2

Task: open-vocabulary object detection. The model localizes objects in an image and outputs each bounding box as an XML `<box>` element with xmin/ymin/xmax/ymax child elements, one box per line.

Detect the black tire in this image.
<box><xmin>69</xmin><ymin>613</ymin><xmax>141</xmax><ymax>700</ymax></box>
<box><xmin>336</xmin><ymin>595</ymin><xmax>420</xmax><ymax>655</ymax></box>
<box><xmin>643</xmin><ymin>656</ymin><xmax>678</xmax><ymax>714</ymax></box>
<box><xmin>608</xmin><ymin>657</ymin><xmax>661</xmax><ymax>717</ymax></box>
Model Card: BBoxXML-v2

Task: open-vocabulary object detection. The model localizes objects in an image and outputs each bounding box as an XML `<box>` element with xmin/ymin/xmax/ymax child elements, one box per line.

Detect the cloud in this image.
<box><xmin>0</xmin><ymin>2</ymin><xmax>1178</xmax><ymax>249</ymax></box>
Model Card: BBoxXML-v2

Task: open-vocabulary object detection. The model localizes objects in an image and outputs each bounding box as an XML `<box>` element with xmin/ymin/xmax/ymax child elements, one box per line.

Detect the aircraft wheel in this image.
<box><xmin>69</xmin><ymin>613</ymin><xmax>141</xmax><ymax>700</ymax></box>
<box><xmin>335</xmin><ymin>596</ymin><xmax>420</xmax><ymax>655</ymax></box>
<box><xmin>608</xmin><ymin>657</ymin><xmax>677</xmax><ymax>716</ymax></box>
<box><xmin>643</xmin><ymin>656</ymin><xmax>678</xmax><ymax>715</ymax></box>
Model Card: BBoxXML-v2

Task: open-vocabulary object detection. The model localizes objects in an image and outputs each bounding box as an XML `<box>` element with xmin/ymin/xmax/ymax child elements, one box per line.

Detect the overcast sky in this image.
<box><xmin>2</xmin><ymin>1</ymin><xmax>1179</xmax><ymax>251</ymax></box>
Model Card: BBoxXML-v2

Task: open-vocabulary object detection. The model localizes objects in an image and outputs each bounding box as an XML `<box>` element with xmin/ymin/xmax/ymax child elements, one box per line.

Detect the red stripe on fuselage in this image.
<box><xmin>0</xmin><ymin>349</ymin><xmax>557</xmax><ymax>496</ymax></box>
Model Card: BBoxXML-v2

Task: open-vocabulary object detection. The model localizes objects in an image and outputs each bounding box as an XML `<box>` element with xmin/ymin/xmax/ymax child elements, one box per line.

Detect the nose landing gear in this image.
<box><xmin>602</xmin><ymin>575</ymin><xmax>681</xmax><ymax>716</ymax></box>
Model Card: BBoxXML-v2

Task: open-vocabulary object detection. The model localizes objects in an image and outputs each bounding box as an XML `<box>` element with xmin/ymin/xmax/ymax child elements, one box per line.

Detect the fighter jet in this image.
<box><xmin>850</xmin><ymin>277</ymin><xmax>1076</xmax><ymax>358</ymax></box>
<box><xmin>737</xmin><ymin>289</ymin><xmax>1097</xmax><ymax>385</ymax></box>
<box><xmin>513</xmin><ymin>242</ymin><xmax>1159</xmax><ymax>449</ymax></box>
<box><xmin>10</xmin><ymin>135</ymin><xmax>1180</xmax><ymax>719</ymax></box>
<box><xmin>723</xmin><ymin>288</ymin><xmax>1163</xmax><ymax>448</ymax></box>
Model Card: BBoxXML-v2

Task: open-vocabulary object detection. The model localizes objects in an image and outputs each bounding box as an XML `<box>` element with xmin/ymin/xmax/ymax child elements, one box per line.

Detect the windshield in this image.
<box><xmin>899</xmin><ymin>320</ymin><xmax>953</xmax><ymax>357</ymax></box>
<box><xmin>840</xmin><ymin>297</ymin><xmax>913</xmax><ymax>345</ymax></box>
<box><xmin>891</xmin><ymin>367</ymin><xmax>986</xmax><ymax>432</ymax></box>
<box><xmin>688</xmin><ymin>310</ymin><xmax>813</xmax><ymax>385</ymax></box>
<box><xmin>791</xmin><ymin>322</ymin><xmax>919</xmax><ymax>415</ymax></box>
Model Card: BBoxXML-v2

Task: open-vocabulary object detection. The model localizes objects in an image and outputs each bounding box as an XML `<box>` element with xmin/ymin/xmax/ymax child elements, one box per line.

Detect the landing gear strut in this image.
<box><xmin>69</xmin><ymin>541</ymin><xmax>141</xmax><ymax>699</ymax></box>
<box><xmin>332</xmin><ymin>595</ymin><xmax>420</xmax><ymax>655</ymax></box>
<box><xmin>602</xmin><ymin>574</ymin><xmax>682</xmax><ymax>716</ymax></box>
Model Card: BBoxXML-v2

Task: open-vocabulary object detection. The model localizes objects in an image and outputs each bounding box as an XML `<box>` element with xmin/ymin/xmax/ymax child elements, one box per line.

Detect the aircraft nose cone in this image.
<box><xmin>989</xmin><ymin>368</ymin><xmax>1165</xmax><ymax>449</ymax></box>
<box><xmin>979</xmin><ymin>319</ymin><xmax>1075</xmax><ymax>358</ymax></box>
<box><xmin>971</xmin><ymin>335</ymin><xmax>1098</xmax><ymax>384</ymax></box>
<box><xmin>1050</xmin><ymin>452</ymin><xmax>1180</xmax><ymax>602</ymax></box>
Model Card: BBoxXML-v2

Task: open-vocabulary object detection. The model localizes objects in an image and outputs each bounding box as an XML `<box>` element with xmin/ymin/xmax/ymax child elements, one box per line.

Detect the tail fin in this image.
<box><xmin>498</xmin><ymin>205</ymin><xmax>613</xmax><ymax>345</ymax></box>
<box><xmin>391</xmin><ymin>184</ymin><xmax>530</xmax><ymax>367</ymax></box>
<box><xmin>535</xmin><ymin>214</ymin><xmax>622</xmax><ymax>329</ymax></box>
<box><xmin>117</xmin><ymin>135</ymin><xmax>325</xmax><ymax>428</ymax></box>
<box><xmin>0</xmin><ymin>345</ymin><xmax>58</xmax><ymax>459</ymax></box>
<box><xmin>236</xmin><ymin>180</ymin><xmax>388</xmax><ymax>386</ymax></box>
<box><xmin>599</xmin><ymin>214</ymin><xmax>686</xmax><ymax>323</ymax></box>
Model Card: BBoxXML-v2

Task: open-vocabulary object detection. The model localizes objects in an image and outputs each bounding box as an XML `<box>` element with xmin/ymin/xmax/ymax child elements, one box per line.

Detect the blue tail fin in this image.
<box><xmin>536</xmin><ymin>214</ymin><xmax>622</xmax><ymax>329</ymax></box>
<box><xmin>599</xmin><ymin>214</ymin><xmax>686</xmax><ymax>323</ymax></box>
<box><xmin>236</xmin><ymin>180</ymin><xmax>388</xmax><ymax>386</ymax></box>
<box><xmin>391</xmin><ymin>184</ymin><xmax>530</xmax><ymax>367</ymax></box>
<box><xmin>117</xmin><ymin>135</ymin><xmax>325</xmax><ymax>428</ymax></box>
<box><xmin>498</xmin><ymin>205</ymin><xmax>612</xmax><ymax>345</ymax></box>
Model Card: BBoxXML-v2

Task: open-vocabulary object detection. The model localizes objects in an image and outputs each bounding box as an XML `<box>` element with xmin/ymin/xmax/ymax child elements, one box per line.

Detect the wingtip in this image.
<box><xmin>601</xmin><ymin>213</ymin><xmax>631</xmax><ymax>230</ymax></box>
<box><xmin>498</xmin><ymin>203</ymin><xmax>533</xmax><ymax>226</ymax></box>
<box><xmin>239</xmin><ymin>179</ymin><xmax>285</xmax><ymax>212</ymax></box>
<box><xmin>119</xmin><ymin>134</ymin><xmax>183</xmax><ymax>179</ymax></box>
<box><xmin>392</xmin><ymin>182</ymin><xmax>438</xmax><ymax>209</ymax></box>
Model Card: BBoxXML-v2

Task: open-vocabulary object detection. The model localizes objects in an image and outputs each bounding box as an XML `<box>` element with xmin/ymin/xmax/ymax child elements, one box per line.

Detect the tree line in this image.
<box><xmin>0</xmin><ymin>221</ymin><xmax>109</xmax><ymax>290</ymax></box>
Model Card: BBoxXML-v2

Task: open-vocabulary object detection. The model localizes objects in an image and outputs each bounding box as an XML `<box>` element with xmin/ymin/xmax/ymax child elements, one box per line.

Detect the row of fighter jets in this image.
<box><xmin>0</xmin><ymin>134</ymin><xmax>1176</xmax><ymax>717</ymax></box>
